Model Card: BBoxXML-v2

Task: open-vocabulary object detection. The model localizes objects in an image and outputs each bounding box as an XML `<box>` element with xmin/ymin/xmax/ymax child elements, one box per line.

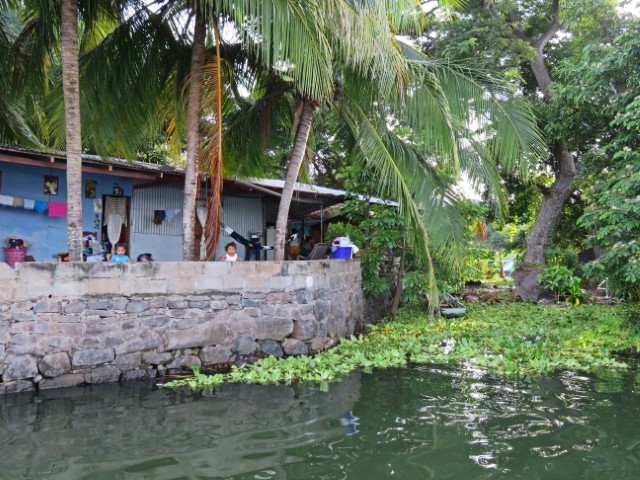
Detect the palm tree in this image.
<box><xmin>244</xmin><ymin>0</ymin><xmax>546</xmax><ymax>268</ymax></box>
<box><xmin>6</xmin><ymin>0</ymin><xmax>126</xmax><ymax>260</ymax></box>
<box><xmin>60</xmin><ymin>0</ymin><xmax>83</xmax><ymax>261</ymax></box>
<box><xmin>182</xmin><ymin>11</ymin><xmax>206</xmax><ymax>261</ymax></box>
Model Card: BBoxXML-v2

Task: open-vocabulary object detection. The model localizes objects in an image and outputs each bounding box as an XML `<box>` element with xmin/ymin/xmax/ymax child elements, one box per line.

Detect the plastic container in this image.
<box><xmin>332</xmin><ymin>246</ymin><xmax>352</xmax><ymax>259</ymax></box>
<box><xmin>4</xmin><ymin>247</ymin><xmax>27</xmax><ymax>268</ymax></box>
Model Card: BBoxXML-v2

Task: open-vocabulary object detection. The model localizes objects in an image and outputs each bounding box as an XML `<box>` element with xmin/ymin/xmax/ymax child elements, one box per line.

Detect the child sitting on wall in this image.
<box><xmin>220</xmin><ymin>242</ymin><xmax>242</xmax><ymax>262</ymax></box>
<box><xmin>108</xmin><ymin>243</ymin><xmax>130</xmax><ymax>263</ymax></box>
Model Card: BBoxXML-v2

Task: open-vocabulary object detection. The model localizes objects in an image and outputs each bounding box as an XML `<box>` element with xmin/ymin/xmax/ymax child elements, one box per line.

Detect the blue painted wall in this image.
<box><xmin>0</xmin><ymin>161</ymin><xmax>134</xmax><ymax>262</ymax></box>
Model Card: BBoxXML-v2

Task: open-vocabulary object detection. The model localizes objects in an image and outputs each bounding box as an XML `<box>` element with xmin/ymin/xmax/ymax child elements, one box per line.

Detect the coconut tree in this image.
<box><xmin>224</xmin><ymin>0</ymin><xmax>546</xmax><ymax>267</ymax></box>
<box><xmin>5</xmin><ymin>0</ymin><xmax>126</xmax><ymax>260</ymax></box>
<box><xmin>59</xmin><ymin>0</ymin><xmax>84</xmax><ymax>260</ymax></box>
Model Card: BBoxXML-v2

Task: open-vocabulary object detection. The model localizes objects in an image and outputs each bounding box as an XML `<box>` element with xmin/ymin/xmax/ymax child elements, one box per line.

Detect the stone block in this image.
<box><xmin>210</xmin><ymin>299</ymin><xmax>229</xmax><ymax>310</ymax></box>
<box><xmin>242</xmin><ymin>307</ymin><xmax>261</xmax><ymax>318</ymax></box>
<box><xmin>291</xmin><ymin>291</ymin><xmax>307</xmax><ymax>304</ymax></box>
<box><xmin>283</xmin><ymin>338</ymin><xmax>308</xmax><ymax>356</ymax></box>
<box><xmin>11</xmin><ymin>322</ymin><xmax>35</xmax><ymax>334</ymax></box>
<box><xmin>254</xmin><ymin>262</ymin><xmax>286</xmax><ymax>276</ymax></box>
<box><xmin>72</xmin><ymin>348</ymin><xmax>115</xmax><ymax>367</ymax></box>
<box><xmin>310</xmin><ymin>337</ymin><xmax>326</xmax><ymax>352</ymax></box>
<box><xmin>241</xmin><ymin>298</ymin><xmax>263</xmax><ymax>308</ymax></box>
<box><xmin>115</xmin><ymin>336</ymin><xmax>162</xmax><ymax>355</ymax></box>
<box><xmin>87</xmin><ymin>298</ymin><xmax>111</xmax><ymax>310</ymax></box>
<box><xmin>86</xmin><ymin>309</ymin><xmax>115</xmax><ymax>318</ymax></box>
<box><xmin>175</xmin><ymin>317</ymin><xmax>198</xmax><ymax>330</ymax></box>
<box><xmin>33</xmin><ymin>300</ymin><xmax>62</xmax><ymax>313</ymax></box>
<box><xmin>226</xmin><ymin>295</ymin><xmax>241</xmax><ymax>305</ymax></box>
<box><xmin>126</xmin><ymin>300</ymin><xmax>150</xmax><ymax>314</ymax></box>
<box><xmin>0</xmin><ymin>287</ymin><xmax>17</xmax><ymax>301</ymax></box>
<box><xmin>292</xmin><ymin>319</ymin><xmax>319</xmax><ymax>341</ymax></box>
<box><xmin>0</xmin><ymin>262</ymin><xmax>18</xmax><ymax>280</ymax></box>
<box><xmin>260</xmin><ymin>340</ymin><xmax>283</xmax><ymax>358</ymax></box>
<box><xmin>64</xmin><ymin>300</ymin><xmax>87</xmax><ymax>314</ymax></box>
<box><xmin>122</xmin><ymin>278</ymin><xmax>172</xmax><ymax>294</ymax></box>
<box><xmin>12</xmin><ymin>312</ymin><xmax>36</xmax><ymax>322</ymax></box>
<box><xmin>167</xmin><ymin>300</ymin><xmax>188</xmax><ymax>309</ymax></box>
<box><xmin>163</xmin><ymin>322</ymin><xmax>227</xmax><ymax>350</ymax></box>
<box><xmin>39</xmin><ymin>373</ymin><xmax>85</xmax><ymax>390</ymax></box>
<box><xmin>86</xmin><ymin>366</ymin><xmax>121</xmax><ymax>384</ymax></box>
<box><xmin>266</xmin><ymin>292</ymin><xmax>291</xmax><ymax>304</ymax></box>
<box><xmin>200</xmin><ymin>346</ymin><xmax>233</xmax><ymax>365</ymax></box>
<box><xmin>41</xmin><ymin>336</ymin><xmax>75</xmax><ymax>354</ymax></box>
<box><xmin>0</xmin><ymin>325</ymin><xmax>9</xmax><ymax>343</ymax></box>
<box><xmin>188</xmin><ymin>301</ymin><xmax>209</xmax><ymax>309</ymax></box>
<box><xmin>254</xmin><ymin>317</ymin><xmax>294</xmax><ymax>341</ymax></box>
<box><xmin>121</xmin><ymin>369</ymin><xmax>155</xmax><ymax>381</ymax></box>
<box><xmin>39</xmin><ymin>352</ymin><xmax>71</xmax><ymax>377</ymax></box>
<box><xmin>142</xmin><ymin>352</ymin><xmax>173</xmax><ymax>365</ymax></box>
<box><xmin>115</xmin><ymin>352</ymin><xmax>143</xmax><ymax>370</ymax></box>
<box><xmin>52</xmin><ymin>280</ymin><xmax>89</xmax><ymax>297</ymax></box>
<box><xmin>186</xmin><ymin>295</ymin><xmax>209</xmax><ymax>302</ymax></box>
<box><xmin>0</xmin><ymin>380</ymin><xmax>34</xmax><ymax>395</ymax></box>
<box><xmin>148</xmin><ymin>296</ymin><xmax>167</xmax><ymax>309</ymax></box>
<box><xmin>11</xmin><ymin>301</ymin><xmax>34</xmax><ymax>313</ymax></box>
<box><xmin>313</xmin><ymin>300</ymin><xmax>331</xmax><ymax>323</ymax></box>
<box><xmin>141</xmin><ymin>316</ymin><xmax>170</xmax><ymax>328</ymax></box>
<box><xmin>167</xmin><ymin>354</ymin><xmax>201</xmax><ymax>369</ymax></box>
<box><xmin>233</xmin><ymin>334</ymin><xmax>256</xmax><ymax>355</ymax></box>
<box><xmin>164</xmin><ymin>276</ymin><xmax>196</xmax><ymax>294</ymax></box>
<box><xmin>3</xmin><ymin>354</ymin><xmax>38</xmax><ymax>381</ymax></box>
<box><xmin>76</xmin><ymin>336</ymin><xmax>105</xmax><ymax>349</ymax></box>
<box><xmin>7</xmin><ymin>334</ymin><xmax>38</xmax><ymax>355</ymax></box>
<box><xmin>169</xmin><ymin>308</ymin><xmax>205</xmax><ymax>319</ymax></box>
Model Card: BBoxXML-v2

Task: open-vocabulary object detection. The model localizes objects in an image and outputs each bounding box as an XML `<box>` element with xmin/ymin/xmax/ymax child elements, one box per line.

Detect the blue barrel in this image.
<box><xmin>332</xmin><ymin>246</ymin><xmax>352</xmax><ymax>259</ymax></box>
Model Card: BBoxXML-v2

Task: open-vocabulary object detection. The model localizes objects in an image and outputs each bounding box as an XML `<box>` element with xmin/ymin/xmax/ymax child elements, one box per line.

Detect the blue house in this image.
<box><xmin>0</xmin><ymin>146</ymin><xmax>345</xmax><ymax>263</ymax></box>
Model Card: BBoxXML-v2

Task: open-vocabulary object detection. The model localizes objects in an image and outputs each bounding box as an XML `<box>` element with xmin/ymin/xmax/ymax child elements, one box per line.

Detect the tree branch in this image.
<box><xmin>532</xmin><ymin>0</ymin><xmax>561</xmax><ymax>53</ymax></box>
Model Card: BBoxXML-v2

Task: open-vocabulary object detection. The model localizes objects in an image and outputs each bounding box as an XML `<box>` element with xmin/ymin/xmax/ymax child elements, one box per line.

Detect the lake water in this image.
<box><xmin>1</xmin><ymin>364</ymin><xmax>640</xmax><ymax>479</ymax></box>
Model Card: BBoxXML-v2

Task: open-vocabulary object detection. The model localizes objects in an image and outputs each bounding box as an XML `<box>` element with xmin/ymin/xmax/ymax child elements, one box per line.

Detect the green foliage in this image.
<box><xmin>166</xmin><ymin>302</ymin><xmax>638</xmax><ymax>392</ymax></box>
<box><xmin>538</xmin><ymin>265</ymin><xmax>583</xmax><ymax>303</ymax></box>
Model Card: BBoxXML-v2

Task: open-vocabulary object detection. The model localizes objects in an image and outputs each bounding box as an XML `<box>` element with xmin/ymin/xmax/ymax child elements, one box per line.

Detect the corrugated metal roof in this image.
<box><xmin>0</xmin><ymin>145</ymin><xmax>395</xmax><ymax>204</ymax></box>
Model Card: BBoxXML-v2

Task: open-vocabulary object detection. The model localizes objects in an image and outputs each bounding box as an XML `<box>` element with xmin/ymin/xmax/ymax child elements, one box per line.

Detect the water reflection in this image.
<box><xmin>1</xmin><ymin>365</ymin><xmax>640</xmax><ymax>479</ymax></box>
<box><xmin>0</xmin><ymin>374</ymin><xmax>361</xmax><ymax>480</ymax></box>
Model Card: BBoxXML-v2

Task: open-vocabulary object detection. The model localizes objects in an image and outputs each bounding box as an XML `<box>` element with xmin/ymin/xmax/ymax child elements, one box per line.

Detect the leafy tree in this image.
<box><xmin>424</xmin><ymin>0</ymin><xmax>636</xmax><ymax>300</ymax></box>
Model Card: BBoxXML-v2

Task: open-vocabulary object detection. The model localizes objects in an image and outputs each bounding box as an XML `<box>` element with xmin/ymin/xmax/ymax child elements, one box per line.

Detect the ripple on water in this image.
<box><xmin>2</xmin><ymin>366</ymin><xmax>640</xmax><ymax>479</ymax></box>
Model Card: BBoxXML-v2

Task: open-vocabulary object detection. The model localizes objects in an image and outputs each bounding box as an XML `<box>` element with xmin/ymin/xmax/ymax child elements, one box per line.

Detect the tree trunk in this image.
<box><xmin>390</xmin><ymin>252</ymin><xmax>405</xmax><ymax>316</ymax></box>
<box><xmin>274</xmin><ymin>99</ymin><xmax>315</xmax><ymax>261</ymax></box>
<box><xmin>182</xmin><ymin>13</ymin><xmax>206</xmax><ymax>261</ymax></box>
<box><xmin>60</xmin><ymin>0</ymin><xmax>83</xmax><ymax>261</ymax></box>
<box><xmin>513</xmin><ymin>46</ymin><xmax>578</xmax><ymax>301</ymax></box>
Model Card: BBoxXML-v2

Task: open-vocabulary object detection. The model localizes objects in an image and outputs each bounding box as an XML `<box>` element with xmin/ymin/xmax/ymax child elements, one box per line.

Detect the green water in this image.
<box><xmin>1</xmin><ymin>365</ymin><xmax>640</xmax><ymax>479</ymax></box>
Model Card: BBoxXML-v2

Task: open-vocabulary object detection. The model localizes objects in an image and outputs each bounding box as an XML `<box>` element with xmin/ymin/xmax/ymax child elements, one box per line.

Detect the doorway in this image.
<box><xmin>101</xmin><ymin>194</ymin><xmax>131</xmax><ymax>254</ymax></box>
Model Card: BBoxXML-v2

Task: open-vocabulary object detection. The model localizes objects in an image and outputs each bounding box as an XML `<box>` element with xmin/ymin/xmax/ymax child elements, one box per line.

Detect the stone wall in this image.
<box><xmin>0</xmin><ymin>260</ymin><xmax>364</xmax><ymax>395</ymax></box>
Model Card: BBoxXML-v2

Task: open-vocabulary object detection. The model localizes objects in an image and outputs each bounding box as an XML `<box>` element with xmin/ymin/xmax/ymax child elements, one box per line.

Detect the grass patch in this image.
<box><xmin>165</xmin><ymin>302</ymin><xmax>640</xmax><ymax>391</ymax></box>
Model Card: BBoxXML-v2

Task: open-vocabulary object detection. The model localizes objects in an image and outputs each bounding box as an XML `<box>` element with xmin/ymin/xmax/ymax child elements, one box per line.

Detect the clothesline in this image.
<box><xmin>0</xmin><ymin>194</ymin><xmax>67</xmax><ymax>217</ymax></box>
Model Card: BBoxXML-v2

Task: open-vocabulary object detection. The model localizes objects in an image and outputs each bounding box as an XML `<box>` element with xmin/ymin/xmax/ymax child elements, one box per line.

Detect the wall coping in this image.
<box><xmin>0</xmin><ymin>260</ymin><xmax>359</xmax><ymax>302</ymax></box>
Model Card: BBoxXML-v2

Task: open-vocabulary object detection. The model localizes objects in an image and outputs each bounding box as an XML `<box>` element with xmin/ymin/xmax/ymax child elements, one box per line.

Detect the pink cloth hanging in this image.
<box><xmin>48</xmin><ymin>202</ymin><xmax>68</xmax><ymax>217</ymax></box>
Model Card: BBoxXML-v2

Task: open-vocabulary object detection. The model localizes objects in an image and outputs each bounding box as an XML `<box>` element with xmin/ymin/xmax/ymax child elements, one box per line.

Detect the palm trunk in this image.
<box><xmin>60</xmin><ymin>0</ymin><xmax>83</xmax><ymax>261</ymax></box>
<box><xmin>274</xmin><ymin>99</ymin><xmax>315</xmax><ymax>261</ymax></box>
<box><xmin>182</xmin><ymin>12</ymin><xmax>206</xmax><ymax>261</ymax></box>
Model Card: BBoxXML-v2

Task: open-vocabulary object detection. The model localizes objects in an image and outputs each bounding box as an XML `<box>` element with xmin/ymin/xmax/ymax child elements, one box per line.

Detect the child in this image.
<box><xmin>220</xmin><ymin>242</ymin><xmax>242</xmax><ymax>262</ymax></box>
<box><xmin>109</xmin><ymin>243</ymin><xmax>130</xmax><ymax>263</ymax></box>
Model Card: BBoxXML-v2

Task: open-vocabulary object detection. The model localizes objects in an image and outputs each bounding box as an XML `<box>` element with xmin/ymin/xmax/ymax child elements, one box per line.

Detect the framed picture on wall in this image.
<box><xmin>44</xmin><ymin>175</ymin><xmax>59</xmax><ymax>195</ymax></box>
<box><xmin>85</xmin><ymin>179</ymin><xmax>97</xmax><ymax>198</ymax></box>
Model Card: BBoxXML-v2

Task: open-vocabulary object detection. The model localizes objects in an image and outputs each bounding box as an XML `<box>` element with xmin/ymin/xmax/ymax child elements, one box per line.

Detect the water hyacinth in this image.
<box><xmin>166</xmin><ymin>302</ymin><xmax>640</xmax><ymax>391</ymax></box>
